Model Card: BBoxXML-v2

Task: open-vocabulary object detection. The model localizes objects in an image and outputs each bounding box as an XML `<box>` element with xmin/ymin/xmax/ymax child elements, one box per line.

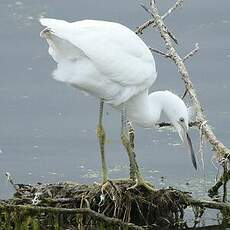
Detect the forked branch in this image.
<box><xmin>136</xmin><ymin>0</ymin><xmax>184</xmax><ymax>34</ymax></box>
<box><xmin>148</xmin><ymin>0</ymin><xmax>230</xmax><ymax>162</ymax></box>
<box><xmin>183</xmin><ymin>43</ymin><xmax>199</xmax><ymax>62</ymax></box>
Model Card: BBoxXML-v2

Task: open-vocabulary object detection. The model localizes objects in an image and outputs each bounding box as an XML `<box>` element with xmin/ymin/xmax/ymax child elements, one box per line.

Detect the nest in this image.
<box><xmin>0</xmin><ymin>180</ymin><xmax>191</xmax><ymax>229</ymax></box>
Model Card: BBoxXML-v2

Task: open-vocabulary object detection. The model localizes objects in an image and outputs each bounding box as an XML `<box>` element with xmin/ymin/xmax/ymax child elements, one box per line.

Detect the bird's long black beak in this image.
<box><xmin>178</xmin><ymin>123</ymin><xmax>197</xmax><ymax>170</ymax></box>
<box><xmin>185</xmin><ymin>132</ymin><xmax>197</xmax><ymax>170</ymax></box>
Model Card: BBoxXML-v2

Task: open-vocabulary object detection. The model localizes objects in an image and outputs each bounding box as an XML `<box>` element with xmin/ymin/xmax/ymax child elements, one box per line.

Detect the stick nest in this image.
<box><xmin>2</xmin><ymin>180</ymin><xmax>191</xmax><ymax>229</ymax></box>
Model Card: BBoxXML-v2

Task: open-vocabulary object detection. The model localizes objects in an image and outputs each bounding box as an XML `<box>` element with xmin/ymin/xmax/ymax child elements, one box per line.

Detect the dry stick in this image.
<box><xmin>0</xmin><ymin>204</ymin><xmax>143</xmax><ymax>230</ymax></box>
<box><xmin>150</xmin><ymin>44</ymin><xmax>199</xmax><ymax>100</ymax></box>
<box><xmin>139</xmin><ymin>5</ymin><xmax>178</xmax><ymax>44</ymax></box>
<box><xmin>183</xmin><ymin>43</ymin><xmax>200</xmax><ymax>62</ymax></box>
<box><xmin>5</xmin><ymin>172</ymin><xmax>18</xmax><ymax>192</ymax></box>
<box><xmin>208</xmin><ymin>170</ymin><xmax>230</xmax><ymax>197</ymax></box>
<box><xmin>150</xmin><ymin>43</ymin><xmax>199</xmax><ymax>61</ymax></box>
<box><xmin>136</xmin><ymin>0</ymin><xmax>184</xmax><ymax>34</ymax></box>
<box><xmin>181</xmin><ymin>42</ymin><xmax>199</xmax><ymax>97</ymax></box>
<box><xmin>1</xmin><ymin>197</ymin><xmax>229</xmax><ymax>220</ymax></box>
<box><xmin>222</xmin><ymin>162</ymin><xmax>228</xmax><ymax>202</ymax></box>
<box><xmin>149</xmin><ymin>47</ymin><xmax>170</xmax><ymax>58</ymax></box>
<box><xmin>181</xmin><ymin>43</ymin><xmax>198</xmax><ymax>98</ymax></box>
<box><xmin>149</xmin><ymin>0</ymin><xmax>230</xmax><ymax>163</ymax></box>
<box><xmin>187</xmin><ymin>198</ymin><xmax>230</xmax><ymax>214</ymax></box>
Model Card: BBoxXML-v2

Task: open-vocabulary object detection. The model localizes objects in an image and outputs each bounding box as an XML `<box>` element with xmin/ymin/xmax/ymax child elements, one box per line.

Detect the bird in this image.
<box><xmin>40</xmin><ymin>18</ymin><xmax>197</xmax><ymax>190</ymax></box>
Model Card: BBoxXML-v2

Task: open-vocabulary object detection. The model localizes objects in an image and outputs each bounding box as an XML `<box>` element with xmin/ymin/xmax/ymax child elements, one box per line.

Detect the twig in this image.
<box><xmin>140</xmin><ymin>4</ymin><xmax>152</xmax><ymax>16</ymax></box>
<box><xmin>149</xmin><ymin>0</ymin><xmax>230</xmax><ymax>162</ymax></box>
<box><xmin>181</xmin><ymin>88</ymin><xmax>188</xmax><ymax>99</ymax></box>
<box><xmin>198</xmin><ymin>121</ymin><xmax>207</xmax><ymax>171</ymax></box>
<box><xmin>0</xmin><ymin>204</ymin><xmax>143</xmax><ymax>230</ymax></box>
<box><xmin>5</xmin><ymin>172</ymin><xmax>18</xmax><ymax>192</ymax></box>
<box><xmin>1</xmin><ymin>197</ymin><xmax>229</xmax><ymax>223</ymax></box>
<box><xmin>136</xmin><ymin>0</ymin><xmax>184</xmax><ymax>34</ymax></box>
<box><xmin>222</xmin><ymin>162</ymin><xmax>229</xmax><ymax>202</ymax></box>
<box><xmin>187</xmin><ymin>197</ymin><xmax>230</xmax><ymax>213</ymax></box>
<box><xmin>208</xmin><ymin>169</ymin><xmax>230</xmax><ymax>198</ymax></box>
<box><xmin>183</xmin><ymin>43</ymin><xmax>199</xmax><ymax>62</ymax></box>
<box><xmin>140</xmin><ymin>3</ymin><xmax>180</xmax><ymax>44</ymax></box>
<box><xmin>140</xmin><ymin>4</ymin><xmax>178</xmax><ymax>45</ymax></box>
<box><xmin>167</xmin><ymin>29</ymin><xmax>178</xmax><ymax>45</ymax></box>
<box><xmin>149</xmin><ymin>47</ymin><xmax>170</xmax><ymax>58</ymax></box>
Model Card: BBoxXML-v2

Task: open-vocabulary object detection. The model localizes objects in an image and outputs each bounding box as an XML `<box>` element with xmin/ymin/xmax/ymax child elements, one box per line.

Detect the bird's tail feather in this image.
<box><xmin>40</xmin><ymin>18</ymin><xmax>68</xmax><ymax>29</ymax></box>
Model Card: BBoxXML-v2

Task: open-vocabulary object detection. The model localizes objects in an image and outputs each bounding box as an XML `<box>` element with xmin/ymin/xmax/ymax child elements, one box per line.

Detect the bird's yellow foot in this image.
<box><xmin>127</xmin><ymin>180</ymin><xmax>156</xmax><ymax>192</ymax></box>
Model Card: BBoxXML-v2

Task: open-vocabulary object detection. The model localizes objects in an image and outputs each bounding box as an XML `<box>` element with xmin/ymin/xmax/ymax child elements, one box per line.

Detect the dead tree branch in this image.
<box><xmin>187</xmin><ymin>197</ymin><xmax>230</xmax><ymax>214</ymax></box>
<box><xmin>5</xmin><ymin>172</ymin><xmax>19</xmax><ymax>192</ymax></box>
<box><xmin>0</xmin><ymin>204</ymin><xmax>143</xmax><ymax>230</ymax></box>
<box><xmin>149</xmin><ymin>47</ymin><xmax>170</xmax><ymax>58</ymax></box>
<box><xmin>208</xmin><ymin>166</ymin><xmax>230</xmax><ymax>195</ymax></box>
<box><xmin>148</xmin><ymin>0</ymin><xmax>230</xmax><ymax>162</ymax></box>
<box><xmin>1</xmin><ymin>196</ymin><xmax>229</xmax><ymax>225</ymax></box>
<box><xmin>183</xmin><ymin>43</ymin><xmax>199</xmax><ymax>62</ymax></box>
<box><xmin>136</xmin><ymin>0</ymin><xmax>184</xmax><ymax>34</ymax></box>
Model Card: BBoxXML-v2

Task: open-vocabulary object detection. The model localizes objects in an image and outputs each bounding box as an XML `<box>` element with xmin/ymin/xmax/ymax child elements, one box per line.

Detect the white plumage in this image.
<box><xmin>40</xmin><ymin>18</ymin><xmax>197</xmax><ymax>189</ymax></box>
<box><xmin>40</xmin><ymin>18</ymin><xmax>156</xmax><ymax>106</ymax></box>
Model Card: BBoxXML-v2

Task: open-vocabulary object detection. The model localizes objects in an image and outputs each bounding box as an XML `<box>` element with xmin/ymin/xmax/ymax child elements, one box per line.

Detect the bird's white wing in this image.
<box><xmin>40</xmin><ymin>18</ymin><xmax>156</xmax><ymax>88</ymax></box>
<box><xmin>40</xmin><ymin>19</ymin><xmax>87</xmax><ymax>62</ymax></box>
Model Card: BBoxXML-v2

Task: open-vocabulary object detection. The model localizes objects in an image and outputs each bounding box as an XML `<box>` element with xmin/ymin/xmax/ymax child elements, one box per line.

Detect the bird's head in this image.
<box><xmin>161</xmin><ymin>91</ymin><xmax>197</xmax><ymax>170</ymax></box>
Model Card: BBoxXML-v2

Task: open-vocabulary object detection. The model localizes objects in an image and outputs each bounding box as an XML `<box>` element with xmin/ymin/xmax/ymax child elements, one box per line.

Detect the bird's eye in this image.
<box><xmin>179</xmin><ymin>117</ymin><xmax>184</xmax><ymax>123</ymax></box>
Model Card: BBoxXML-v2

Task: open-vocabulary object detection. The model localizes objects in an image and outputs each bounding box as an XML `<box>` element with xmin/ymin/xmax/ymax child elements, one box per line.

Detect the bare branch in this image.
<box><xmin>136</xmin><ymin>0</ymin><xmax>184</xmax><ymax>34</ymax></box>
<box><xmin>222</xmin><ymin>162</ymin><xmax>229</xmax><ymax>202</ymax></box>
<box><xmin>5</xmin><ymin>172</ymin><xmax>18</xmax><ymax>192</ymax></box>
<box><xmin>149</xmin><ymin>47</ymin><xmax>170</xmax><ymax>58</ymax></box>
<box><xmin>183</xmin><ymin>43</ymin><xmax>199</xmax><ymax>62</ymax></box>
<box><xmin>140</xmin><ymin>4</ymin><xmax>179</xmax><ymax>44</ymax></box>
<box><xmin>149</xmin><ymin>0</ymin><xmax>230</xmax><ymax>161</ymax></box>
<box><xmin>181</xmin><ymin>88</ymin><xmax>188</xmax><ymax>99</ymax></box>
<box><xmin>187</xmin><ymin>197</ymin><xmax>230</xmax><ymax>213</ymax></box>
<box><xmin>140</xmin><ymin>4</ymin><xmax>152</xmax><ymax>16</ymax></box>
<box><xmin>208</xmin><ymin>169</ymin><xmax>230</xmax><ymax>197</ymax></box>
<box><xmin>167</xmin><ymin>29</ymin><xmax>178</xmax><ymax>45</ymax></box>
<box><xmin>0</xmin><ymin>204</ymin><xmax>143</xmax><ymax>230</ymax></box>
<box><xmin>138</xmin><ymin>4</ymin><xmax>178</xmax><ymax>45</ymax></box>
<box><xmin>136</xmin><ymin>19</ymin><xmax>154</xmax><ymax>35</ymax></box>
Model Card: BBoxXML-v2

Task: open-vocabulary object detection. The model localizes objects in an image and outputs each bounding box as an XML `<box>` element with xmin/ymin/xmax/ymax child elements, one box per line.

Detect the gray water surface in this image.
<box><xmin>0</xmin><ymin>0</ymin><xmax>230</xmax><ymax>225</ymax></box>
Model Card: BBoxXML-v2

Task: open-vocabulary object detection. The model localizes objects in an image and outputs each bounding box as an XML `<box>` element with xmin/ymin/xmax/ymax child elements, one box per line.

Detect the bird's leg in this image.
<box><xmin>121</xmin><ymin>106</ymin><xmax>155</xmax><ymax>191</ymax></box>
<box><xmin>96</xmin><ymin>99</ymin><xmax>108</xmax><ymax>184</ymax></box>
<box><xmin>121</xmin><ymin>110</ymin><xmax>135</xmax><ymax>180</ymax></box>
<box><xmin>126</xmin><ymin>121</ymin><xmax>135</xmax><ymax>180</ymax></box>
<box><xmin>127</xmin><ymin>121</ymin><xmax>135</xmax><ymax>149</ymax></box>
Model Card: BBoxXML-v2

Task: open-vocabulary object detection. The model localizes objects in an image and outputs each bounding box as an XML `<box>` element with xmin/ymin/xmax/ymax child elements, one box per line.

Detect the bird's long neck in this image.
<box><xmin>125</xmin><ymin>90</ymin><xmax>162</xmax><ymax>128</ymax></box>
<box><xmin>126</xmin><ymin>90</ymin><xmax>177</xmax><ymax>128</ymax></box>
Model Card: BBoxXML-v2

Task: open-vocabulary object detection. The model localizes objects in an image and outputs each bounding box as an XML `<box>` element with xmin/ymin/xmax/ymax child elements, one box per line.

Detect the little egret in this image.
<box><xmin>40</xmin><ymin>18</ymin><xmax>197</xmax><ymax>190</ymax></box>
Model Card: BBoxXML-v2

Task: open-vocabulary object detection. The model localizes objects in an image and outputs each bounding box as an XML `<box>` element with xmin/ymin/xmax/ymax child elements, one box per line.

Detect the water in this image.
<box><xmin>0</xmin><ymin>0</ymin><xmax>230</xmax><ymax>227</ymax></box>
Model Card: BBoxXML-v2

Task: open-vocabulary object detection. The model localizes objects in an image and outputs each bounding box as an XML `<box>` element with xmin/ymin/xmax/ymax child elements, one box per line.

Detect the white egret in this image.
<box><xmin>40</xmin><ymin>18</ymin><xmax>197</xmax><ymax>190</ymax></box>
